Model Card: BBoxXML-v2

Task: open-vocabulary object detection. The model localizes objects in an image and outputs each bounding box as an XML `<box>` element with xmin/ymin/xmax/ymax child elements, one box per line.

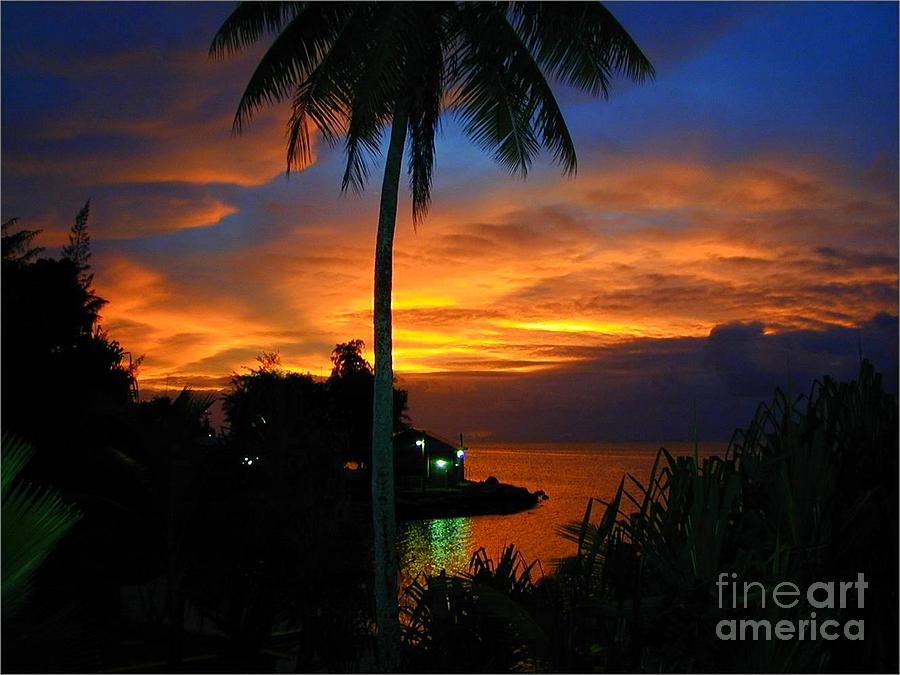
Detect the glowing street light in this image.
<box><xmin>416</xmin><ymin>437</ymin><xmax>427</xmax><ymax>491</ymax></box>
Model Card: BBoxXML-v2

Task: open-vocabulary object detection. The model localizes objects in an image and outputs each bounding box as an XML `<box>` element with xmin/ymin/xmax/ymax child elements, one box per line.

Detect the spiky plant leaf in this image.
<box><xmin>2</xmin><ymin>434</ymin><xmax>81</xmax><ymax>614</ymax></box>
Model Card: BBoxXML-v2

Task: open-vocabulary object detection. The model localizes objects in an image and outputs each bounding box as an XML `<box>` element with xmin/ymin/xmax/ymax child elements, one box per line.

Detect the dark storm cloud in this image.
<box><xmin>403</xmin><ymin>315</ymin><xmax>899</xmax><ymax>442</ymax></box>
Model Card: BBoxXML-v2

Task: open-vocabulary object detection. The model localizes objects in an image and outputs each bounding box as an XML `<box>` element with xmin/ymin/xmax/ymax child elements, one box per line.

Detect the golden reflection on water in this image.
<box><xmin>399</xmin><ymin>516</ymin><xmax>472</xmax><ymax>586</ymax></box>
<box><xmin>398</xmin><ymin>442</ymin><xmax>726</xmax><ymax>586</ymax></box>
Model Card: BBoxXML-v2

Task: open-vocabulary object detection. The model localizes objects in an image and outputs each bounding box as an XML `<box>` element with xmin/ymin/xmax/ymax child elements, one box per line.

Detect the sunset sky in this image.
<box><xmin>3</xmin><ymin>2</ymin><xmax>897</xmax><ymax>441</ymax></box>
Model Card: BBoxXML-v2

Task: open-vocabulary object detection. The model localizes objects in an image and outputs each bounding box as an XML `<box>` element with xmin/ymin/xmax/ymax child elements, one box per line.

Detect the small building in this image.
<box><xmin>394</xmin><ymin>427</ymin><xmax>466</xmax><ymax>490</ymax></box>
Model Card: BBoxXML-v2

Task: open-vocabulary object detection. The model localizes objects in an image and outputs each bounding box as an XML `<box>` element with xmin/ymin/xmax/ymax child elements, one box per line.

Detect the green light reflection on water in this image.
<box><xmin>399</xmin><ymin>516</ymin><xmax>473</xmax><ymax>583</ymax></box>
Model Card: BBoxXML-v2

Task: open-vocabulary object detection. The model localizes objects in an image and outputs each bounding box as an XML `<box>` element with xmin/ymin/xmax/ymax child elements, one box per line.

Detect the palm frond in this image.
<box><xmin>2</xmin><ymin>432</ymin><xmax>32</xmax><ymax>495</ymax></box>
<box><xmin>214</xmin><ymin>2</ymin><xmax>654</xmax><ymax>218</ymax></box>
<box><xmin>340</xmin><ymin>4</ymin><xmax>409</xmax><ymax>195</ymax></box>
<box><xmin>172</xmin><ymin>386</ymin><xmax>217</xmax><ymax>420</ymax></box>
<box><xmin>477</xmin><ymin>4</ymin><xmax>578</xmax><ymax>175</ymax></box>
<box><xmin>405</xmin><ymin>8</ymin><xmax>447</xmax><ymax>224</ymax></box>
<box><xmin>286</xmin><ymin>7</ymin><xmax>376</xmax><ymax>171</ymax></box>
<box><xmin>226</xmin><ymin>3</ymin><xmax>358</xmax><ymax>133</ymax></box>
<box><xmin>452</xmin><ymin>4</ymin><xmax>541</xmax><ymax>177</ymax></box>
<box><xmin>209</xmin><ymin>2</ymin><xmax>307</xmax><ymax>59</ymax></box>
<box><xmin>510</xmin><ymin>2</ymin><xmax>654</xmax><ymax>98</ymax></box>
<box><xmin>2</xmin><ymin>434</ymin><xmax>81</xmax><ymax>613</ymax></box>
<box><xmin>2</xmin><ymin>218</ymin><xmax>44</xmax><ymax>265</ymax></box>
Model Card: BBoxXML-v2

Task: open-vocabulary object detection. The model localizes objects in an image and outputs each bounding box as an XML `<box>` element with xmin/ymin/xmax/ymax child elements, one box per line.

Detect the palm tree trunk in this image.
<box><xmin>372</xmin><ymin>107</ymin><xmax>408</xmax><ymax>671</ymax></box>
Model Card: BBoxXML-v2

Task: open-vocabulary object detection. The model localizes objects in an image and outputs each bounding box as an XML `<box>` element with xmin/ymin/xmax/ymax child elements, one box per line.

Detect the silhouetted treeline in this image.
<box><xmin>227</xmin><ymin>343</ymin><xmax>408</xmax><ymax>470</ymax></box>
<box><xmin>1</xmin><ymin>214</ymin><xmax>406</xmax><ymax>671</ymax></box>
<box><xmin>2</xmin><ymin>209</ymin><xmax>161</xmax><ymax>670</ymax></box>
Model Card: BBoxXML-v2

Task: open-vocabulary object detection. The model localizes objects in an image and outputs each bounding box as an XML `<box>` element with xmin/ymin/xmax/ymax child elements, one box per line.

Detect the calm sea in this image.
<box><xmin>398</xmin><ymin>441</ymin><xmax>726</xmax><ymax>585</ymax></box>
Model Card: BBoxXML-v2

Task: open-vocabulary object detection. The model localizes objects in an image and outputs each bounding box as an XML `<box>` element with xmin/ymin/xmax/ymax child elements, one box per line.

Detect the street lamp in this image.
<box><xmin>415</xmin><ymin>438</ymin><xmax>426</xmax><ymax>492</ymax></box>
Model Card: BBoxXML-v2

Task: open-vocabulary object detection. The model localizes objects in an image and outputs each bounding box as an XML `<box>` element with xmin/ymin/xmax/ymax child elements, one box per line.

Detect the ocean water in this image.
<box><xmin>398</xmin><ymin>441</ymin><xmax>726</xmax><ymax>585</ymax></box>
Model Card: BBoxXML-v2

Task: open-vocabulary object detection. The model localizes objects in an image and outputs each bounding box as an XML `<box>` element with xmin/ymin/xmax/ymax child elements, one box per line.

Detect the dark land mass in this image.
<box><xmin>396</xmin><ymin>479</ymin><xmax>548</xmax><ymax>520</ymax></box>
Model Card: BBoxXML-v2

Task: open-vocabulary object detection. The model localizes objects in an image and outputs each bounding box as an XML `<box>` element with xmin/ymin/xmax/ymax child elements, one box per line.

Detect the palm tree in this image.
<box><xmin>210</xmin><ymin>3</ymin><xmax>653</xmax><ymax>668</ymax></box>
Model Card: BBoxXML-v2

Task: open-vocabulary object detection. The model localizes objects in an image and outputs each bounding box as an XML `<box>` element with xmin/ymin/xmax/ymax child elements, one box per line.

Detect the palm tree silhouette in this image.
<box><xmin>210</xmin><ymin>3</ymin><xmax>653</xmax><ymax>668</ymax></box>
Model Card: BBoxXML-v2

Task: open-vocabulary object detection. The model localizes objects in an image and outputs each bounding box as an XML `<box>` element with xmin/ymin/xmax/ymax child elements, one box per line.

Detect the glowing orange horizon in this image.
<box><xmin>76</xmin><ymin>152</ymin><xmax>897</xmax><ymax>396</ymax></box>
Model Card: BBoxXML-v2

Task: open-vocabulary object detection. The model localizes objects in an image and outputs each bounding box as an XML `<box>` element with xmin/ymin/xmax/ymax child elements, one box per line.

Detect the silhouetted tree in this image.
<box><xmin>331</xmin><ymin>339</ymin><xmax>372</xmax><ymax>378</ymax></box>
<box><xmin>1</xmin><ymin>217</ymin><xmax>43</xmax><ymax>266</ymax></box>
<box><xmin>211</xmin><ymin>5</ymin><xmax>654</xmax><ymax>664</ymax></box>
<box><xmin>1</xmin><ymin>213</ymin><xmax>151</xmax><ymax>665</ymax></box>
<box><xmin>62</xmin><ymin>199</ymin><xmax>94</xmax><ymax>287</ymax></box>
<box><xmin>253</xmin><ymin>349</ymin><xmax>283</xmax><ymax>374</ymax></box>
<box><xmin>328</xmin><ymin>340</ymin><xmax>409</xmax><ymax>466</ymax></box>
<box><xmin>116</xmin><ymin>389</ymin><xmax>217</xmax><ymax>667</ymax></box>
<box><xmin>194</xmin><ymin>360</ymin><xmax>372</xmax><ymax>668</ymax></box>
<box><xmin>63</xmin><ymin>200</ymin><xmax>106</xmax><ymax>325</ymax></box>
<box><xmin>2</xmin><ymin>212</ymin><xmax>131</xmax><ymax>442</ymax></box>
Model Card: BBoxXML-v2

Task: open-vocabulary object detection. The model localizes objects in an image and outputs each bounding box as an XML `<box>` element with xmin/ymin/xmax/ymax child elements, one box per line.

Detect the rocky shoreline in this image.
<box><xmin>396</xmin><ymin>477</ymin><xmax>548</xmax><ymax>520</ymax></box>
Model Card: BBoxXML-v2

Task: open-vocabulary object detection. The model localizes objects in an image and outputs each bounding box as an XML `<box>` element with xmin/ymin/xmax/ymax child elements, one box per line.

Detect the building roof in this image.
<box><xmin>394</xmin><ymin>427</ymin><xmax>462</xmax><ymax>456</ymax></box>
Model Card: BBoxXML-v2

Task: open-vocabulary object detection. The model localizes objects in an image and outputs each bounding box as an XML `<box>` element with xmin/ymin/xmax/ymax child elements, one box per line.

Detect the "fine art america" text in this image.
<box><xmin>715</xmin><ymin>572</ymin><xmax>867</xmax><ymax>641</ymax></box>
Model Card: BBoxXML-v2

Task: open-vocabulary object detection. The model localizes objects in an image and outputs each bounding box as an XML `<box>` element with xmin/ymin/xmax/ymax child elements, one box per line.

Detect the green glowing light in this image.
<box><xmin>434</xmin><ymin>459</ymin><xmax>448</xmax><ymax>469</ymax></box>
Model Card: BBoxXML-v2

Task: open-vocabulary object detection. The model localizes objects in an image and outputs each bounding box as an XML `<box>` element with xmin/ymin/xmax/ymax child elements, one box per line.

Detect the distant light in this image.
<box><xmin>456</xmin><ymin>450</ymin><xmax>465</xmax><ymax>459</ymax></box>
<box><xmin>415</xmin><ymin>439</ymin><xmax>424</xmax><ymax>448</ymax></box>
<box><xmin>434</xmin><ymin>459</ymin><xmax>448</xmax><ymax>469</ymax></box>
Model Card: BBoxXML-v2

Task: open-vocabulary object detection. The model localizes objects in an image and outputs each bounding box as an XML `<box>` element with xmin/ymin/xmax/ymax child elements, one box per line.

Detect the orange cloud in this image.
<box><xmin>75</xmin><ymin>150</ymin><xmax>895</xmax><ymax>400</ymax></box>
<box><xmin>12</xmin><ymin>186</ymin><xmax>242</xmax><ymax>244</ymax></box>
<box><xmin>6</xmin><ymin>42</ymin><xmax>296</xmax><ymax>189</ymax></box>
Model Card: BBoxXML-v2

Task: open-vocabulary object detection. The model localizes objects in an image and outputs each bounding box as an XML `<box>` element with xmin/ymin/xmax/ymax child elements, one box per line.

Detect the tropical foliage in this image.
<box><xmin>1</xmin><ymin>434</ymin><xmax>81</xmax><ymax>616</ymax></box>
<box><xmin>401</xmin><ymin>544</ymin><xmax>548</xmax><ymax>672</ymax></box>
<box><xmin>2</xmin><ymin>210</ymin><xmax>135</xmax><ymax>446</ymax></box>
<box><xmin>210</xmin><ymin>2</ymin><xmax>654</xmax><ymax>216</ymax></box>
<box><xmin>1</xmin><ymin>215</ymin><xmax>208</xmax><ymax>671</ymax></box>
<box><xmin>327</xmin><ymin>340</ymin><xmax>410</xmax><ymax>466</ymax></box>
